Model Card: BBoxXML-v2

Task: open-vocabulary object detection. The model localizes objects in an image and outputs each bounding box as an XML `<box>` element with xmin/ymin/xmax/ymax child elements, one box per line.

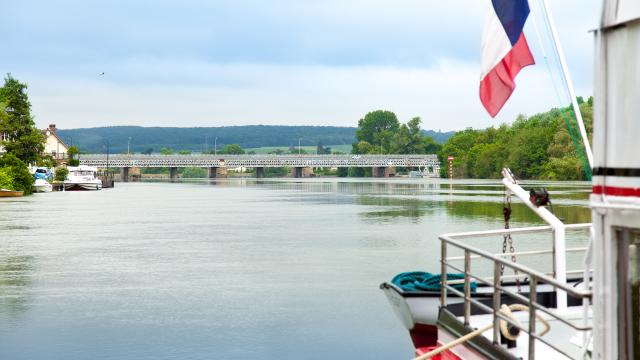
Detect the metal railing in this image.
<box><xmin>439</xmin><ymin>224</ymin><xmax>593</xmax><ymax>360</ymax></box>
<box><xmin>78</xmin><ymin>154</ymin><xmax>441</xmax><ymax>169</ymax></box>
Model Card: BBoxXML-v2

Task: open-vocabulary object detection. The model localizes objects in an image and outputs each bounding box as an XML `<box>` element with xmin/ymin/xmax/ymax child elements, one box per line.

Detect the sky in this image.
<box><xmin>1</xmin><ymin>0</ymin><xmax>601</xmax><ymax>131</ymax></box>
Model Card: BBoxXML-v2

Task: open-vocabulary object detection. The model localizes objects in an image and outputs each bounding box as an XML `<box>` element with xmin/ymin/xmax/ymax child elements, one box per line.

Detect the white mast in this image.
<box><xmin>538</xmin><ymin>0</ymin><xmax>594</xmax><ymax>168</ymax></box>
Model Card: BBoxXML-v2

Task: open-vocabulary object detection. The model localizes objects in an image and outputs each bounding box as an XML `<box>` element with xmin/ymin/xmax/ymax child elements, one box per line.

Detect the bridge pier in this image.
<box><xmin>121</xmin><ymin>167</ymin><xmax>130</xmax><ymax>182</ymax></box>
<box><xmin>373</xmin><ymin>167</ymin><xmax>386</xmax><ymax>177</ymax></box>
<box><xmin>169</xmin><ymin>167</ymin><xmax>178</xmax><ymax>180</ymax></box>
<box><xmin>255</xmin><ymin>167</ymin><xmax>265</xmax><ymax>178</ymax></box>
<box><xmin>207</xmin><ymin>167</ymin><xmax>218</xmax><ymax>178</ymax></box>
<box><xmin>292</xmin><ymin>167</ymin><xmax>303</xmax><ymax>178</ymax></box>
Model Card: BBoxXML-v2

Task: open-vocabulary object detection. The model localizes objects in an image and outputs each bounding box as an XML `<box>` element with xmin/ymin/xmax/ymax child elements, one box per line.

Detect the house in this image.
<box><xmin>42</xmin><ymin>124</ymin><xmax>69</xmax><ymax>161</ymax></box>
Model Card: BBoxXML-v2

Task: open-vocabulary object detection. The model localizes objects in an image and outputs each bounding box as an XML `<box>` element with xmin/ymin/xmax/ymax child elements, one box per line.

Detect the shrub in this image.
<box><xmin>0</xmin><ymin>168</ymin><xmax>14</xmax><ymax>190</ymax></box>
<box><xmin>54</xmin><ymin>167</ymin><xmax>69</xmax><ymax>182</ymax></box>
<box><xmin>0</xmin><ymin>153</ymin><xmax>33</xmax><ymax>194</ymax></box>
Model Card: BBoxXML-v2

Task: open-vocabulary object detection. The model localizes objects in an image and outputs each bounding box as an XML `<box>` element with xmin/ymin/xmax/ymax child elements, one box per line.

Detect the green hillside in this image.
<box><xmin>57</xmin><ymin>125</ymin><xmax>455</xmax><ymax>154</ymax></box>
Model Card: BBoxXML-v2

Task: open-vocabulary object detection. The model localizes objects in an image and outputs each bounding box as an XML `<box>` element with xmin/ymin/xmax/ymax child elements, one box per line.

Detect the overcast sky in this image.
<box><xmin>1</xmin><ymin>0</ymin><xmax>600</xmax><ymax>130</ymax></box>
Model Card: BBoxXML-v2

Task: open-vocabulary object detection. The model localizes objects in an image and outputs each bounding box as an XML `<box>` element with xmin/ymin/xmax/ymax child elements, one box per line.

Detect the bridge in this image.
<box><xmin>79</xmin><ymin>154</ymin><xmax>440</xmax><ymax>180</ymax></box>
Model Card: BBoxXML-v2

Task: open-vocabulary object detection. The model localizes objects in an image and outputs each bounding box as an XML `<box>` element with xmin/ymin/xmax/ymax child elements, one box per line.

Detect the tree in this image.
<box><xmin>316</xmin><ymin>141</ymin><xmax>331</xmax><ymax>155</ymax></box>
<box><xmin>355</xmin><ymin>110</ymin><xmax>400</xmax><ymax>154</ymax></box>
<box><xmin>0</xmin><ymin>74</ymin><xmax>45</xmax><ymax>164</ymax></box>
<box><xmin>67</xmin><ymin>145</ymin><xmax>80</xmax><ymax>166</ymax></box>
<box><xmin>54</xmin><ymin>167</ymin><xmax>69</xmax><ymax>182</ymax></box>
<box><xmin>142</xmin><ymin>148</ymin><xmax>153</xmax><ymax>155</ymax></box>
<box><xmin>219</xmin><ymin>144</ymin><xmax>245</xmax><ymax>155</ymax></box>
<box><xmin>160</xmin><ymin>147</ymin><xmax>175</xmax><ymax>155</ymax></box>
<box><xmin>178</xmin><ymin>150</ymin><xmax>191</xmax><ymax>155</ymax></box>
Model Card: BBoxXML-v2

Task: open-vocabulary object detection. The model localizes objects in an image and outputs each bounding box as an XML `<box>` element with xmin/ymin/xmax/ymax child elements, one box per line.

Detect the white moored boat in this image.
<box><xmin>64</xmin><ymin>165</ymin><xmax>103</xmax><ymax>191</ymax></box>
<box><xmin>33</xmin><ymin>178</ymin><xmax>53</xmax><ymax>193</ymax></box>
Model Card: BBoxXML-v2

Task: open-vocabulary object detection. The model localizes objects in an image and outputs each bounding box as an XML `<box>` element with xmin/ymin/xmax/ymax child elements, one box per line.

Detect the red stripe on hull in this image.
<box><xmin>480</xmin><ymin>34</ymin><xmax>535</xmax><ymax>117</ymax></box>
<box><xmin>410</xmin><ymin>323</ymin><xmax>438</xmax><ymax>348</ymax></box>
<box><xmin>593</xmin><ymin>185</ymin><xmax>640</xmax><ymax>197</ymax></box>
<box><xmin>415</xmin><ymin>345</ymin><xmax>463</xmax><ymax>360</ymax></box>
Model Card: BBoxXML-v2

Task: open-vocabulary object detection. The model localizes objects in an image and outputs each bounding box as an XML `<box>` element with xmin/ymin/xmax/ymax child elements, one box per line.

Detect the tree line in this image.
<box><xmin>440</xmin><ymin>98</ymin><xmax>593</xmax><ymax>180</ymax></box>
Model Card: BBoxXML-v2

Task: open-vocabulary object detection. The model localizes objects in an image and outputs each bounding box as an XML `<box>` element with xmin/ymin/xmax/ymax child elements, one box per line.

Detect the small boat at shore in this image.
<box><xmin>64</xmin><ymin>165</ymin><xmax>103</xmax><ymax>191</ymax></box>
<box><xmin>0</xmin><ymin>189</ymin><xmax>24</xmax><ymax>197</ymax></box>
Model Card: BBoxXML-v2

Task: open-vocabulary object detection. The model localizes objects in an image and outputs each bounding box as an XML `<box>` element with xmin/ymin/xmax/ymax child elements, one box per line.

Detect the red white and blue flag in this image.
<box><xmin>480</xmin><ymin>0</ymin><xmax>535</xmax><ymax>117</ymax></box>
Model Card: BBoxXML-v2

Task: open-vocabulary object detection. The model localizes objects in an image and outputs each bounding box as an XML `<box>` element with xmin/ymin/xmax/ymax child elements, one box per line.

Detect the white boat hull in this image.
<box><xmin>33</xmin><ymin>179</ymin><xmax>53</xmax><ymax>193</ymax></box>
<box><xmin>63</xmin><ymin>181</ymin><xmax>102</xmax><ymax>191</ymax></box>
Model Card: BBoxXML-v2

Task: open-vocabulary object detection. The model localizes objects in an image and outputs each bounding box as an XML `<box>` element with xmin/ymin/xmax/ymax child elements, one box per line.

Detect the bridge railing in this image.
<box><xmin>79</xmin><ymin>154</ymin><xmax>440</xmax><ymax>168</ymax></box>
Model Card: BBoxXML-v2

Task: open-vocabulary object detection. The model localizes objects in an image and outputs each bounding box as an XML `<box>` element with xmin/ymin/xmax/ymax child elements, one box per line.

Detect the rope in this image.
<box><xmin>392</xmin><ymin>271</ymin><xmax>477</xmax><ymax>292</ymax></box>
<box><xmin>413</xmin><ymin>304</ymin><xmax>551</xmax><ymax>360</ymax></box>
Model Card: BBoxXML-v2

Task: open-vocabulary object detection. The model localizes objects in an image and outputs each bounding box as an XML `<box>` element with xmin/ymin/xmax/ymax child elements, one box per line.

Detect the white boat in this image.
<box><xmin>64</xmin><ymin>165</ymin><xmax>103</xmax><ymax>191</ymax></box>
<box><xmin>33</xmin><ymin>178</ymin><xmax>53</xmax><ymax>193</ymax></box>
<box><xmin>381</xmin><ymin>1</ymin><xmax>639</xmax><ymax>359</ymax></box>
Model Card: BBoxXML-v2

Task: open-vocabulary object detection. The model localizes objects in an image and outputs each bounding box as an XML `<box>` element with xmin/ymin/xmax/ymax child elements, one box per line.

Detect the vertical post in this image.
<box><xmin>440</xmin><ymin>241</ymin><xmax>447</xmax><ymax>307</ymax></box>
<box><xmin>214</xmin><ymin>137</ymin><xmax>217</xmax><ymax>156</ymax></box>
<box><xmin>528</xmin><ymin>277</ymin><xmax>538</xmax><ymax>360</ymax></box>
<box><xmin>447</xmin><ymin>156</ymin><xmax>454</xmax><ymax>180</ymax></box>
<box><xmin>553</xmin><ymin>228</ymin><xmax>568</xmax><ymax>312</ymax></box>
<box><xmin>464</xmin><ymin>250</ymin><xmax>471</xmax><ymax>326</ymax></box>
<box><xmin>121</xmin><ymin>167</ymin><xmax>130</xmax><ymax>182</ymax></box>
<box><xmin>493</xmin><ymin>262</ymin><xmax>501</xmax><ymax>344</ymax></box>
<box><xmin>539</xmin><ymin>0</ymin><xmax>593</xmax><ymax>168</ymax></box>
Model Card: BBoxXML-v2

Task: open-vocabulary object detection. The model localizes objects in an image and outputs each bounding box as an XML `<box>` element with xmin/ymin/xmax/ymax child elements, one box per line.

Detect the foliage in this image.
<box><xmin>0</xmin><ymin>167</ymin><xmax>14</xmax><ymax>190</ymax></box>
<box><xmin>160</xmin><ymin>147</ymin><xmax>175</xmax><ymax>155</ymax></box>
<box><xmin>265</xmin><ymin>167</ymin><xmax>289</xmax><ymax>177</ymax></box>
<box><xmin>54</xmin><ymin>167</ymin><xmax>69</xmax><ymax>182</ymax></box>
<box><xmin>316</xmin><ymin>142</ymin><xmax>331</xmax><ymax>155</ymax></box>
<box><xmin>67</xmin><ymin>145</ymin><xmax>80</xmax><ymax>166</ymax></box>
<box><xmin>142</xmin><ymin>148</ymin><xmax>153</xmax><ymax>155</ymax></box>
<box><xmin>218</xmin><ymin>144</ymin><xmax>245</xmax><ymax>155</ymax></box>
<box><xmin>354</xmin><ymin>110</ymin><xmax>400</xmax><ymax>154</ymax></box>
<box><xmin>178</xmin><ymin>150</ymin><xmax>191</xmax><ymax>155</ymax></box>
<box><xmin>0</xmin><ymin>153</ymin><xmax>33</xmax><ymax>194</ymax></box>
<box><xmin>37</xmin><ymin>155</ymin><xmax>57</xmax><ymax>169</ymax></box>
<box><xmin>56</xmin><ymin>125</ymin><xmax>455</xmax><ymax>154</ymax></box>
<box><xmin>180</xmin><ymin>167</ymin><xmax>205</xmax><ymax>178</ymax></box>
<box><xmin>0</xmin><ymin>75</ymin><xmax>45</xmax><ymax>164</ymax></box>
<box><xmin>352</xmin><ymin>110</ymin><xmax>441</xmax><ymax>156</ymax></box>
<box><xmin>438</xmin><ymin>99</ymin><xmax>593</xmax><ymax>180</ymax></box>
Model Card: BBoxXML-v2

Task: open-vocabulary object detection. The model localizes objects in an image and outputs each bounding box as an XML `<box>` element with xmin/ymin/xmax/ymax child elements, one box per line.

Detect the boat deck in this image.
<box><xmin>443</xmin><ymin>304</ymin><xmax>591</xmax><ymax>359</ymax></box>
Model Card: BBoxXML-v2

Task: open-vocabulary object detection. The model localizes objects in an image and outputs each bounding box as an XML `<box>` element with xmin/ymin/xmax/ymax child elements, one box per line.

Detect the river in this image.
<box><xmin>0</xmin><ymin>178</ymin><xmax>591</xmax><ymax>359</ymax></box>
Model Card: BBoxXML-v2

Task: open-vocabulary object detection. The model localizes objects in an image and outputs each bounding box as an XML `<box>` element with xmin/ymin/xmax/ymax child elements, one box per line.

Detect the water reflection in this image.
<box><xmin>0</xmin><ymin>254</ymin><xmax>33</xmax><ymax>315</ymax></box>
<box><xmin>358</xmin><ymin>196</ymin><xmax>435</xmax><ymax>222</ymax></box>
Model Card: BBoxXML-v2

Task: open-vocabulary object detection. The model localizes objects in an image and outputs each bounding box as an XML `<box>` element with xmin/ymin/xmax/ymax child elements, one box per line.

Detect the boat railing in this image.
<box><xmin>439</xmin><ymin>223</ymin><xmax>592</xmax><ymax>360</ymax></box>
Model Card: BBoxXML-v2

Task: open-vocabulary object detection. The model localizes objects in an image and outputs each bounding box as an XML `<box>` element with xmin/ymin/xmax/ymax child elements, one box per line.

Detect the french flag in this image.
<box><xmin>480</xmin><ymin>0</ymin><xmax>535</xmax><ymax>117</ymax></box>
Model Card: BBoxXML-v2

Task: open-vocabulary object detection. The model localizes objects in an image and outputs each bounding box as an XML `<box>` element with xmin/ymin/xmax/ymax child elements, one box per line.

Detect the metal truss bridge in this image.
<box><xmin>79</xmin><ymin>154</ymin><xmax>440</xmax><ymax>179</ymax></box>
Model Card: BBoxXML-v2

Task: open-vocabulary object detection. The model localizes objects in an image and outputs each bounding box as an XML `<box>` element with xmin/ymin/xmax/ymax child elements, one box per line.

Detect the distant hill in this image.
<box><xmin>57</xmin><ymin>125</ymin><xmax>455</xmax><ymax>154</ymax></box>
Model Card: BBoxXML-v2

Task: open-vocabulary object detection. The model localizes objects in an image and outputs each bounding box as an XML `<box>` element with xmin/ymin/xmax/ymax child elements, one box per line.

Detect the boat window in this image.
<box><xmin>615</xmin><ymin>228</ymin><xmax>640</xmax><ymax>359</ymax></box>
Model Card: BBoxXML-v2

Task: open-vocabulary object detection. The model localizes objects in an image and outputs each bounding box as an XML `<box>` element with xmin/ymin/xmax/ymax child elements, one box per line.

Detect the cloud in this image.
<box><xmin>25</xmin><ymin>58</ymin><xmax>581</xmax><ymax>131</ymax></box>
<box><xmin>1</xmin><ymin>0</ymin><xmax>600</xmax><ymax>130</ymax></box>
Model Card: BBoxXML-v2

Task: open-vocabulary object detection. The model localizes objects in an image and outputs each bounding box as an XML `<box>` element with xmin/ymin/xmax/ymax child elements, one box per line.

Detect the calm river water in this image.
<box><xmin>0</xmin><ymin>178</ymin><xmax>590</xmax><ymax>359</ymax></box>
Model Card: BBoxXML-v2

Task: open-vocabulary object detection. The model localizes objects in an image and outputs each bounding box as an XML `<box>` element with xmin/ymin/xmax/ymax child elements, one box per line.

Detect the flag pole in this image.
<box><xmin>538</xmin><ymin>0</ymin><xmax>594</xmax><ymax>168</ymax></box>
